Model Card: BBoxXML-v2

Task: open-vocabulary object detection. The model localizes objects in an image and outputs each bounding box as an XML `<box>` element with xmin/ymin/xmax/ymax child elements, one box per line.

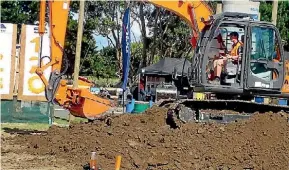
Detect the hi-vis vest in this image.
<box><xmin>230</xmin><ymin>41</ymin><xmax>242</xmax><ymax>57</ymax></box>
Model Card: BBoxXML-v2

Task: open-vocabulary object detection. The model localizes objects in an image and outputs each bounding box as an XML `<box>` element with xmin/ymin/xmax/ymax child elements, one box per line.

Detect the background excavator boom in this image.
<box><xmin>146</xmin><ymin>0</ymin><xmax>213</xmax><ymax>43</ymax></box>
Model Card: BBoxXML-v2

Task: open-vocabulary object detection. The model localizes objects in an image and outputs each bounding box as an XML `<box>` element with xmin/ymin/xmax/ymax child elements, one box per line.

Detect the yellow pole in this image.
<box><xmin>115</xmin><ymin>155</ymin><xmax>122</xmax><ymax>170</ymax></box>
<box><xmin>216</xmin><ymin>3</ymin><xmax>222</xmax><ymax>14</ymax></box>
<box><xmin>70</xmin><ymin>0</ymin><xmax>85</xmax><ymax>124</ymax></box>
<box><xmin>271</xmin><ymin>0</ymin><xmax>278</xmax><ymax>26</ymax></box>
<box><xmin>73</xmin><ymin>0</ymin><xmax>85</xmax><ymax>89</ymax></box>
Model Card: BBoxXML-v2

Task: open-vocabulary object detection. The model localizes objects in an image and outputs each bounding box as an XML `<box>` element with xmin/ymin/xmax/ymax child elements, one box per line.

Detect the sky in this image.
<box><xmin>94</xmin><ymin>19</ymin><xmax>147</xmax><ymax>50</ymax></box>
<box><xmin>73</xmin><ymin>12</ymin><xmax>150</xmax><ymax>50</ymax></box>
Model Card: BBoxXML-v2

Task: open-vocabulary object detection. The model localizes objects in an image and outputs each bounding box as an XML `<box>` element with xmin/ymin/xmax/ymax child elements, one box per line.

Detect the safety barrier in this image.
<box><xmin>1</xmin><ymin>99</ymin><xmax>52</xmax><ymax>124</ymax></box>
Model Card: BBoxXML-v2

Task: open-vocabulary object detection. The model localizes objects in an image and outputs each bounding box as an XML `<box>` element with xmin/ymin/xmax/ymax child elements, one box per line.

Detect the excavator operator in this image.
<box><xmin>211</xmin><ymin>32</ymin><xmax>243</xmax><ymax>84</ymax></box>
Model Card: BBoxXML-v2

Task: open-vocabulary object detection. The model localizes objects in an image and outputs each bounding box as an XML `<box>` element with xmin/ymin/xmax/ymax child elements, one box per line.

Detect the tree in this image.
<box><xmin>80</xmin><ymin>46</ymin><xmax>118</xmax><ymax>79</ymax></box>
<box><xmin>1</xmin><ymin>1</ymin><xmax>39</xmax><ymax>39</ymax></box>
<box><xmin>130</xmin><ymin>42</ymin><xmax>143</xmax><ymax>82</ymax></box>
<box><xmin>63</xmin><ymin>1</ymin><xmax>99</xmax><ymax>75</ymax></box>
<box><xmin>129</xmin><ymin>2</ymin><xmax>193</xmax><ymax>68</ymax></box>
<box><xmin>260</xmin><ymin>1</ymin><xmax>289</xmax><ymax>51</ymax></box>
<box><xmin>148</xmin><ymin>9</ymin><xmax>192</xmax><ymax>59</ymax></box>
<box><xmin>83</xmin><ymin>1</ymin><xmax>127</xmax><ymax>74</ymax></box>
<box><xmin>276</xmin><ymin>1</ymin><xmax>289</xmax><ymax>51</ymax></box>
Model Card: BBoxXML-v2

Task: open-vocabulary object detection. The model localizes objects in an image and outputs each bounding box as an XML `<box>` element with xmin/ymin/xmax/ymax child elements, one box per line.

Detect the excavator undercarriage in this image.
<box><xmin>157</xmin><ymin>97</ymin><xmax>289</xmax><ymax>128</ymax></box>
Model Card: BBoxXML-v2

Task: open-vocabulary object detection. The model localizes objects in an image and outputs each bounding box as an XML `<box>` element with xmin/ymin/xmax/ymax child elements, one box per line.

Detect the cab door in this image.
<box><xmin>245</xmin><ymin>24</ymin><xmax>284</xmax><ymax>92</ymax></box>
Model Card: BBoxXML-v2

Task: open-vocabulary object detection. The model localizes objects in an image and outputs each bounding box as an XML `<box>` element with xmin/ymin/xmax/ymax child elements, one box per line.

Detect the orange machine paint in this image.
<box><xmin>146</xmin><ymin>0</ymin><xmax>213</xmax><ymax>39</ymax></box>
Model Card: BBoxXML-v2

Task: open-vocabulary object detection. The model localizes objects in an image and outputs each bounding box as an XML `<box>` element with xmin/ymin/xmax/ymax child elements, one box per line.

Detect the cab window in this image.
<box><xmin>250</xmin><ymin>26</ymin><xmax>281</xmax><ymax>62</ymax></box>
<box><xmin>250</xmin><ymin>26</ymin><xmax>282</xmax><ymax>81</ymax></box>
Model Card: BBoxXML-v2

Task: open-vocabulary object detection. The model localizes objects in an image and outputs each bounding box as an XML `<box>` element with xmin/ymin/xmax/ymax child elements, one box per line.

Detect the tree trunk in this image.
<box><xmin>140</xmin><ymin>3</ymin><xmax>148</xmax><ymax>67</ymax></box>
<box><xmin>116</xmin><ymin>45</ymin><xmax>122</xmax><ymax>75</ymax></box>
<box><xmin>160</xmin><ymin>14</ymin><xmax>172</xmax><ymax>58</ymax></box>
<box><xmin>149</xmin><ymin>8</ymin><xmax>160</xmax><ymax>65</ymax></box>
<box><xmin>271</xmin><ymin>0</ymin><xmax>278</xmax><ymax>25</ymax></box>
<box><xmin>110</xmin><ymin>2</ymin><xmax>122</xmax><ymax>76</ymax></box>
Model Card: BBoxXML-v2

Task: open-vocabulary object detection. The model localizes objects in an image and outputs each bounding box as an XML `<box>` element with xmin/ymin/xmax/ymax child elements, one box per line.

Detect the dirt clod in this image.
<box><xmin>197</xmin><ymin>128</ymin><xmax>205</xmax><ymax>134</ymax></box>
<box><xmin>3</xmin><ymin>106</ymin><xmax>289</xmax><ymax>169</ymax></box>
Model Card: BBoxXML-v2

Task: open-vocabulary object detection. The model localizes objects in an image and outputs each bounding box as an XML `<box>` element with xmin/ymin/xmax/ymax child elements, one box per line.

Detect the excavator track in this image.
<box><xmin>158</xmin><ymin>99</ymin><xmax>289</xmax><ymax>128</ymax></box>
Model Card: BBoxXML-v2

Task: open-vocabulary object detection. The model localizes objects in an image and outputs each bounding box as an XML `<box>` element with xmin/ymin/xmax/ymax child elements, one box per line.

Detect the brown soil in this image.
<box><xmin>2</xmin><ymin>106</ymin><xmax>289</xmax><ymax>170</ymax></box>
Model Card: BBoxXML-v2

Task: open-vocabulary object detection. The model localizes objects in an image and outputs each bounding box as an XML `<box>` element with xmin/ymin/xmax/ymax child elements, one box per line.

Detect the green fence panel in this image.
<box><xmin>1</xmin><ymin>100</ymin><xmax>50</xmax><ymax>123</ymax></box>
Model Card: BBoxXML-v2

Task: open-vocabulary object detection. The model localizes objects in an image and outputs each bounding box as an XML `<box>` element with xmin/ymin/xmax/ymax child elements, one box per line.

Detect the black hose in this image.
<box><xmin>45</xmin><ymin>53</ymin><xmax>69</xmax><ymax>104</ymax></box>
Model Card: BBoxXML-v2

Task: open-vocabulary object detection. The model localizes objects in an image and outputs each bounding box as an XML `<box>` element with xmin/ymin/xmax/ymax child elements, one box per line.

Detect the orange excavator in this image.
<box><xmin>36</xmin><ymin>0</ymin><xmax>213</xmax><ymax>120</ymax></box>
<box><xmin>37</xmin><ymin>0</ymin><xmax>289</xmax><ymax>123</ymax></box>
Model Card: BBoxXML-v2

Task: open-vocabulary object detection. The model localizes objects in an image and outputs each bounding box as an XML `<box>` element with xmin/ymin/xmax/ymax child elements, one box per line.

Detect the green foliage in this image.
<box><xmin>130</xmin><ymin>42</ymin><xmax>143</xmax><ymax>76</ymax></box>
<box><xmin>80</xmin><ymin>46</ymin><xmax>118</xmax><ymax>79</ymax></box>
<box><xmin>150</xmin><ymin>12</ymin><xmax>191</xmax><ymax>58</ymax></box>
<box><xmin>276</xmin><ymin>1</ymin><xmax>289</xmax><ymax>51</ymax></box>
<box><xmin>259</xmin><ymin>1</ymin><xmax>289</xmax><ymax>51</ymax></box>
<box><xmin>1</xmin><ymin>1</ymin><xmax>39</xmax><ymax>25</ymax></box>
<box><xmin>84</xmin><ymin>77</ymin><xmax>119</xmax><ymax>87</ymax></box>
<box><xmin>1</xmin><ymin>0</ymin><xmax>289</xmax><ymax>82</ymax></box>
<box><xmin>153</xmin><ymin>55</ymin><xmax>161</xmax><ymax>64</ymax></box>
<box><xmin>1</xmin><ymin>1</ymin><xmax>39</xmax><ymax>37</ymax></box>
<box><xmin>63</xmin><ymin>1</ymin><xmax>100</xmax><ymax>75</ymax></box>
<box><xmin>86</xmin><ymin>1</ymin><xmax>124</xmax><ymax>35</ymax></box>
<box><xmin>130</xmin><ymin>3</ymin><xmax>193</xmax><ymax>67</ymax></box>
<box><xmin>259</xmin><ymin>2</ymin><xmax>272</xmax><ymax>22</ymax></box>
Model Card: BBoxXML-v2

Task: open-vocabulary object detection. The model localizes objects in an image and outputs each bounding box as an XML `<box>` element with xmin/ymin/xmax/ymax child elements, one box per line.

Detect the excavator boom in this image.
<box><xmin>146</xmin><ymin>0</ymin><xmax>213</xmax><ymax>39</ymax></box>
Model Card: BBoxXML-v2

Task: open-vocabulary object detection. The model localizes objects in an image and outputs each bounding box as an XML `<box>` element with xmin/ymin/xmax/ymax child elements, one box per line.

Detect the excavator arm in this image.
<box><xmin>36</xmin><ymin>0</ymin><xmax>112</xmax><ymax>119</ymax></box>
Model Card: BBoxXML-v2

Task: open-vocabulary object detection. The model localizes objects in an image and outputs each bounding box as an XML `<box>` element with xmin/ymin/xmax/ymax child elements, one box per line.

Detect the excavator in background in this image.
<box><xmin>36</xmin><ymin>0</ymin><xmax>289</xmax><ymax>123</ymax></box>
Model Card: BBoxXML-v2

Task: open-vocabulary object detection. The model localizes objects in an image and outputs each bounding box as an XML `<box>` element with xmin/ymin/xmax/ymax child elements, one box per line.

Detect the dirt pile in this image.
<box><xmin>8</xmin><ymin>106</ymin><xmax>289</xmax><ymax>170</ymax></box>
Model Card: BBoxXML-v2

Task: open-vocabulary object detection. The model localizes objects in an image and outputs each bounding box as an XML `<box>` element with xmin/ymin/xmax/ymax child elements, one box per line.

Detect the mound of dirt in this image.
<box><xmin>8</xmin><ymin>106</ymin><xmax>289</xmax><ymax>169</ymax></box>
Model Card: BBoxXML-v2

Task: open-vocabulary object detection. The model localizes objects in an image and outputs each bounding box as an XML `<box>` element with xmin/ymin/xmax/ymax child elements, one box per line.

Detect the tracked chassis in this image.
<box><xmin>157</xmin><ymin>99</ymin><xmax>289</xmax><ymax>128</ymax></box>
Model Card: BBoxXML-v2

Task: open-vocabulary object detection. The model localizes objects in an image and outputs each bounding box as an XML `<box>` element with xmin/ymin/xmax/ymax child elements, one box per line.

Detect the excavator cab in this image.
<box><xmin>189</xmin><ymin>13</ymin><xmax>285</xmax><ymax>98</ymax></box>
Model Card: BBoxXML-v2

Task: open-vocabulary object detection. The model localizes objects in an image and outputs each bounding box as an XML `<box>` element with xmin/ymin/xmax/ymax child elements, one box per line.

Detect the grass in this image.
<box><xmin>53</xmin><ymin>116</ymin><xmax>88</xmax><ymax>125</ymax></box>
<box><xmin>1</xmin><ymin>117</ymin><xmax>88</xmax><ymax>132</ymax></box>
<box><xmin>85</xmin><ymin>77</ymin><xmax>120</xmax><ymax>87</ymax></box>
<box><xmin>1</xmin><ymin>123</ymin><xmax>50</xmax><ymax>131</ymax></box>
